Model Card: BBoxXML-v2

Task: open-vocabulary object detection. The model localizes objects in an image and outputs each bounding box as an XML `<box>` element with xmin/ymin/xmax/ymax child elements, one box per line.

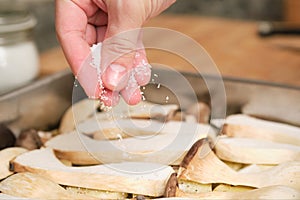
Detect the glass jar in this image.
<box><xmin>0</xmin><ymin>7</ymin><xmax>39</xmax><ymax>95</ymax></box>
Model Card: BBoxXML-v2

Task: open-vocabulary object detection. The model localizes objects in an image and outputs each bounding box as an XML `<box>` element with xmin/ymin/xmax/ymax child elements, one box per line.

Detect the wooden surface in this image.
<box><xmin>285</xmin><ymin>0</ymin><xmax>300</xmax><ymax>22</ymax></box>
<box><xmin>40</xmin><ymin>15</ymin><xmax>300</xmax><ymax>86</ymax></box>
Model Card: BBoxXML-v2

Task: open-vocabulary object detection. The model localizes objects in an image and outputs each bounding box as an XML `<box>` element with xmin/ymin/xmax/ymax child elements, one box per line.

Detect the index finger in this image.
<box><xmin>55</xmin><ymin>0</ymin><xmax>93</xmax><ymax>75</ymax></box>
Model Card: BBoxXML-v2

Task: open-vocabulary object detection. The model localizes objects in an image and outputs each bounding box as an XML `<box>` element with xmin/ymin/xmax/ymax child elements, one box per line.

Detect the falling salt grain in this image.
<box><xmin>157</xmin><ymin>83</ymin><xmax>161</xmax><ymax>89</ymax></box>
<box><xmin>117</xmin><ymin>134</ymin><xmax>123</xmax><ymax>141</ymax></box>
<box><xmin>165</xmin><ymin>96</ymin><xmax>169</xmax><ymax>103</ymax></box>
<box><xmin>153</xmin><ymin>73</ymin><xmax>158</xmax><ymax>78</ymax></box>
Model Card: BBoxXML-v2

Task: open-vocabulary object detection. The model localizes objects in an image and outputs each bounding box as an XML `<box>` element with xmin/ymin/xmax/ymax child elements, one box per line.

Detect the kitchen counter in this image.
<box><xmin>40</xmin><ymin>15</ymin><xmax>300</xmax><ymax>86</ymax></box>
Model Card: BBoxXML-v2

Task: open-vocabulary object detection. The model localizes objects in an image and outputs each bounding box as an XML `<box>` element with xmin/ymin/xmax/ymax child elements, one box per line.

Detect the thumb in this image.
<box><xmin>100</xmin><ymin>2</ymin><xmax>144</xmax><ymax>92</ymax></box>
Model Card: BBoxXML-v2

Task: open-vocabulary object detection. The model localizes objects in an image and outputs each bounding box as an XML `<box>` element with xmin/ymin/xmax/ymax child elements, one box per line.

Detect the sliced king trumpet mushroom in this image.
<box><xmin>178</xmin><ymin>139</ymin><xmax>300</xmax><ymax>190</ymax></box>
<box><xmin>0</xmin><ymin>193</ymin><xmax>30</xmax><ymax>200</ymax></box>
<box><xmin>64</xmin><ymin>185</ymin><xmax>129</xmax><ymax>199</ymax></box>
<box><xmin>213</xmin><ymin>184</ymin><xmax>254</xmax><ymax>192</ymax></box>
<box><xmin>59</xmin><ymin>98</ymin><xmax>178</xmax><ymax>134</ymax></box>
<box><xmin>164</xmin><ymin>171</ymin><xmax>299</xmax><ymax>199</ymax></box>
<box><xmin>59</xmin><ymin>98</ymin><xmax>99</xmax><ymax>134</ymax></box>
<box><xmin>10</xmin><ymin>148</ymin><xmax>175</xmax><ymax>197</ymax></box>
<box><xmin>174</xmin><ymin>186</ymin><xmax>300</xmax><ymax>199</ymax></box>
<box><xmin>77</xmin><ymin>119</ymin><xmax>169</xmax><ymax>140</ymax></box>
<box><xmin>238</xmin><ymin>164</ymin><xmax>275</xmax><ymax>174</ymax></box>
<box><xmin>222</xmin><ymin>114</ymin><xmax>300</xmax><ymax>146</ymax></box>
<box><xmin>45</xmin><ymin>121</ymin><xmax>212</xmax><ymax>165</ymax></box>
<box><xmin>0</xmin><ymin>147</ymin><xmax>27</xmax><ymax>180</ymax></box>
<box><xmin>186</xmin><ymin>102</ymin><xmax>211</xmax><ymax>124</ymax></box>
<box><xmin>0</xmin><ymin>172</ymin><xmax>96</xmax><ymax>200</ymax></box>
<box><xmin>98</xmin><ymin>98</ymin><xmax>178</xmax><ymax>122</ymax></box>
<box><xmin>215</xmin><ymin>137</ymin><xmax>300</xmax><ymax>164</ymax></box>
<box><xmin>223</xmin><ymin>161</ymin><xmax>245</xmax><ymax>171</ymax></box>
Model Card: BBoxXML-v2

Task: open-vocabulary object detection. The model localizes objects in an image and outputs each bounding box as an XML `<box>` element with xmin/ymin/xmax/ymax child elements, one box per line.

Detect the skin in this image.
<box><xmin>56</xmin><ymin>0</ymin><xmax>176</xmax><ymax>106</ymax></box>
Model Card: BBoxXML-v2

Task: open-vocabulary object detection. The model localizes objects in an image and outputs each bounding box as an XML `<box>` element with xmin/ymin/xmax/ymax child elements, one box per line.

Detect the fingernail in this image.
<box><xmin>110</xmin><ymin>64</ymin><xmax>126</xmax><ymax>73</ymax></box>
<box><xmin>102</xmin><ymin>64</ymin><xmax>128</xmax><ymax>91</ymax></box>
<box><xmin>121</xmin><ymin>85</ymin><xmax>141</xmax><ymax>105</ymax></box>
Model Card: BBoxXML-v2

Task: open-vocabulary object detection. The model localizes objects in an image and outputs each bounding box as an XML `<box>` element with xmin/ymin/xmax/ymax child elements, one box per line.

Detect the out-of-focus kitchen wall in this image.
<box><xmin>166</xmin><ymin>0</ymin><xmax>283</xmax><ymax>20</ymax></box>
<box><xmin>19</xmin><ymin>0</ymin><xmax>56</xmax><ymax>52</ymax></box>
<box><xmin>14</xmin><ymin>0</ymin><xmax>284</xmax><ymax>52</ymax></box>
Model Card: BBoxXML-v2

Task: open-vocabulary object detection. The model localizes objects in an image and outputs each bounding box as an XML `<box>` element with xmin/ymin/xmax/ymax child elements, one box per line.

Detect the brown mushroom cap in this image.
<box><xmin>180</xmin><ymin>138</ymin><xmax>208</xmax><ymax>169</ymax></box>
<box><xmin>164</xmin><ymin>173</ymin><xmax>178</xmax><ymax>198</ymax></box>
<box><xmin>15</xmin><ymin>129</ymin><xmax>42</xmax><ymax>150</ymax></box>
<box><xmin>0</xmin><ymin>124</ymin><xmax>16</xmax><ymax>150</ymax></box>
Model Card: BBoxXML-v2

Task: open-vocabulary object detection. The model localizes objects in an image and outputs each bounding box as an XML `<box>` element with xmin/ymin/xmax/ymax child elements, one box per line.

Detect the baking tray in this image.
<box><xmin>0</xmin><ymin>68</ymin><xmax>299</xmax><ymax>135</ymax></box>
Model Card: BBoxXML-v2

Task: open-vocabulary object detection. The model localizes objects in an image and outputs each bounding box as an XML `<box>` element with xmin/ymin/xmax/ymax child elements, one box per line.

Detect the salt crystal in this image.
<box><xmin>165</xmin><ymin>96</ymin><xmax>169</xmax><ymax>103</ymax></box>
<box><xmin>90</xmin><ymin>43</ymin><xmax>102</xmax><ymax>70</ymax></box>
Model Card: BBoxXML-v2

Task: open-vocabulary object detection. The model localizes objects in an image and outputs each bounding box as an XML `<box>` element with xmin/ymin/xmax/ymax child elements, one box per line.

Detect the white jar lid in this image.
<box><xmin>0</xmin><ymin>9</ymin><xmax>37</xmax><ymax>34</ymax></box>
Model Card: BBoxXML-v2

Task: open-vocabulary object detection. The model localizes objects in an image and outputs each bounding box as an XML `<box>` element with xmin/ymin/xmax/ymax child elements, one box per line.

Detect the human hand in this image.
<box><xmin>55</xmin><ymin>0</ymin><xmax>175</xmax><ymax>106</ymax></box>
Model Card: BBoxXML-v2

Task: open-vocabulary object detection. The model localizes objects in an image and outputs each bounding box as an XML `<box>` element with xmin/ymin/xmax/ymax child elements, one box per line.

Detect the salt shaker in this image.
<box><xmin>0</xmin><ymin>7</ymin><xmax>39</xmax><ymax>95</ymax></box>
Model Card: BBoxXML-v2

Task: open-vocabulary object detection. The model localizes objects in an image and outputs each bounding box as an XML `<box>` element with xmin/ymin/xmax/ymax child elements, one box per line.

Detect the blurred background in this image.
<box><xmin>1</xmin><ymin>0</ymin><xmax>299</xmax><ymax>92</ymax></box>
<box><xmin>10</xmin><ymin>0</ymin><xmax>299</xmax><ymax>52</ymax></box>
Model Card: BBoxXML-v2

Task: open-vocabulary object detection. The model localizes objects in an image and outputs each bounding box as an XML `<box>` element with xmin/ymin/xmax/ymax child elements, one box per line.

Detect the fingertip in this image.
<box><xmin>100</xmin><ymin>89</ymin><xmax>120</xmax><ymax>107</ymax></box>
<box><xmin>121</xmin><ymin>87</ymin><xmax>142</xmax><ymax>105</ymax></box>
<box><xmin>102</xmin><ymin>64</ymin><xmax>129</xmax><ymax>91</ymax></box>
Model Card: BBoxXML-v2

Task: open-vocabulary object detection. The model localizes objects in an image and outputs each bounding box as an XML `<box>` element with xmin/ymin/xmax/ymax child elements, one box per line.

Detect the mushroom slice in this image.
<box><xmin>0</xmin><ymin>193</ymin><xmax>30</xmax><ymax>200</ymax></box>
<box><xmin>64</xmin><ymin>186</ymin><xmax>128</xmax><ymax>199</ymax></box>
<box><xmin>175</xmin><ymin>186</ymin><xmax>300</xmax><ymax>199</ymax></box>
<box><xmin>178</xmin><ymin>180</ymin><xmax>212</xmax><ymax>194</ymax></box>
<box><xmin>186</xmin><ymin>102</ymin><xmax>211</xmax><ymax>124</ymax></box>
<box><xmin>215</xmin><ymin>137</ymin><xmax>300</xmax><ymax>164</ymax></box>
<box><xmin>46</xmin><ymin>122</ymin><xmax>211</xmax><ymax>165</ymax></box>
<box><xmin>11</xmin><ymin>148</ymin><xmax>174</xmax><ymax>197</ymax></box>
<box><xmin>100</xmin><ymin>98</ymin><xmax>178</xmax><ymax>121</ymax></box>
<box><xmin>223</xmin><ymin>114</ymin><xmax>300</xmax><ymax>146</ymax></box>
<box><xmin>164</xmin><ymin>173</ymin><xmax>178</xmax><ymax>198</ymax></box>
<box><xmin>59</xmin><ymin>98</ymin><xmax>99</xmax><ymax>134</ymax></box>
<box><xmin>223</xmin><ymin>161</ymin><xmax>245</xmax><ymax>171</ymax></box>
<box><xmin>178</xmin><ymin>139</ymin><xmax>300</xmax><ymax>190</ymax></box>
<box><xmin>77</xmin><ymin>119</ymin><xmax>167</xmax><ymax>140</ymax></box>
<box><xmin>0</xmin><ymin>147</ymin><xmax>27</xmax><ymax>180</ymax></box>
<box><xmin>238</xmin><ymin>164</ymin><xmax>275</xmax><ymax>174</ymax></box>
<box><xmin>0</xmin><ymin>172</ymin><xmax>94</xmax><ymax>200</ymax></box>
<box><xmin>213</xmin><ymin>184</ymin><xmax>254</xmax><ymax>192</ymax></box>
